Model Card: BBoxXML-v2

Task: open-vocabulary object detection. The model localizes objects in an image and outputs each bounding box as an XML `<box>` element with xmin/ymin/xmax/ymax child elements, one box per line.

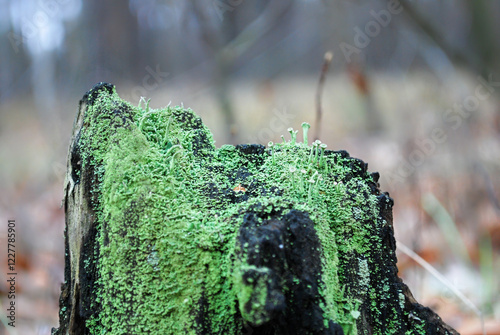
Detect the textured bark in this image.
<box><xmin>52</xmin><ymin>83</ymin><xmax>459</xmax><ymax>335</ymax></box>
<box><xmin>53</xmin><ymin>84</ymin><xmax>115</xmax><ymax>335</ymax></box>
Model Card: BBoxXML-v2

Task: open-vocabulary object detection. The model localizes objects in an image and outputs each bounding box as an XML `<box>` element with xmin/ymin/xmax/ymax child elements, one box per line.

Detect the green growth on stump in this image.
<box><xmin>53</xmin><ymin>83</ymin><xmax>457</xmax><ymax>335</ymax></box>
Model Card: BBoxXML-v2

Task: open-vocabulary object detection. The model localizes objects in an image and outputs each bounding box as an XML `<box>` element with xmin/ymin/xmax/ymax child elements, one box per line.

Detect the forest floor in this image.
<box><xmin>1</xmin><ymin>70</ymin><xmax>499</xmax><ymax>334</ymax></box>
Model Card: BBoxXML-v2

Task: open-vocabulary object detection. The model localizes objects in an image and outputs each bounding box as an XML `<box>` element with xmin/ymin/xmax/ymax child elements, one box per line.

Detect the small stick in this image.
<box><xmin>397</xmin><ymin>241</ymin><xmax>485</xmax><ymax>335</ymax></box>
<box><xmin>314</xmin><ymin>52</ymin><xmax>333</xmax><ymax>141</ymax></box>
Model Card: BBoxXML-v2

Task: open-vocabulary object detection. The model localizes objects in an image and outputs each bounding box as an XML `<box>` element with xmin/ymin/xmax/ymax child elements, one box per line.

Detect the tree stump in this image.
<box><xmin>52</xmin><ymin>83</ymin><xmax>458</xmax><ymax>335</ymax></box>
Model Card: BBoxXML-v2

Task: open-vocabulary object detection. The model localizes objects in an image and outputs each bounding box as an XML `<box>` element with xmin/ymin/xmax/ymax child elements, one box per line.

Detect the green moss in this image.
<box><xmin>77</xmin><ymin>87</ymin><xmax>425</xmax><ymax>334</ymax></box>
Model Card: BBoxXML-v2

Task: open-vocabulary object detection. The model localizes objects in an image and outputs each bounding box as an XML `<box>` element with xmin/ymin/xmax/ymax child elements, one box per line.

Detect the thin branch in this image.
<box><xmin>397</xmin><ymin>240</ymin><xmax>485</xmax><ymax>335</ymax></box>
<box><xmin>314</xmin><ymin>52</ymin><xmax>333</xmax><ymax>141</ymax></box>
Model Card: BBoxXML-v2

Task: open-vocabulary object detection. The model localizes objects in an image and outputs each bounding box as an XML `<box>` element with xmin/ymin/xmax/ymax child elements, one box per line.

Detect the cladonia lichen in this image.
<box><xmin>74</xmin><ymin>85</ymin><xmax>433</xmax><ymax>334</ymax></box>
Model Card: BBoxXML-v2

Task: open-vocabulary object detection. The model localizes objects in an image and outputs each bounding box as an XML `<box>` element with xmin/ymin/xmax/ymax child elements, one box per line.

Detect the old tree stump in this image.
<box><xmin>52</xmin><ymin>83</ymin><xmax>458</xmax><ymax>335</ymax></box>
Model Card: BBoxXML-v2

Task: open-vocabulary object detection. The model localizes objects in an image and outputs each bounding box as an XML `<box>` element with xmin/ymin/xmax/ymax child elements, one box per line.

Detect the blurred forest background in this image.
<box><xmin>1</xmin><ymin>0</ymin><xmax>500</xmax><ymax>334</ymax></box>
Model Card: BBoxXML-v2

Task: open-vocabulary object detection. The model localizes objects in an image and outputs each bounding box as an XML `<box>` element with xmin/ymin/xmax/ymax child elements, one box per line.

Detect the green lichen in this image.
<box><xmin>76</xmin><ymin>86</ymin><xmax>429</xmax><ymax>334</ymax></box>
<box><xmin>234</xmin><ymin>264</ymin><xmax>270</xmax><ymax>326</ymax></box>
<box><xmin>358</xmin><ymin>258</ymin><xmax>370</xmax><ymax>294</ymax></box>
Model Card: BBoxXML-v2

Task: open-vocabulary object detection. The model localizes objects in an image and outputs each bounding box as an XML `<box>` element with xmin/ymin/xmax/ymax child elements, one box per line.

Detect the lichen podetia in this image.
<box><xmin>72</xmin><ymin>83</ymin><xmax>437</xmax><ymax>335</ymax></box>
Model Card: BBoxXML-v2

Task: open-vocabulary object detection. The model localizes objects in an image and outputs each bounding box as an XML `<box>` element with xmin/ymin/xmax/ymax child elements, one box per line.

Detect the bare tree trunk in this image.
<box><xmin>52</xmin><ymin>83</ymin><xmax>458</xmax><ymax>335</ymax></box>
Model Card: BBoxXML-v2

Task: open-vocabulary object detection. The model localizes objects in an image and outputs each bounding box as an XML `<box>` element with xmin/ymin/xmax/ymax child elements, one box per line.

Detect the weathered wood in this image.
<box><xmin>52</xmin><ymin>83</ymin><xmax>458</xmax><ymax>335</ymax></box>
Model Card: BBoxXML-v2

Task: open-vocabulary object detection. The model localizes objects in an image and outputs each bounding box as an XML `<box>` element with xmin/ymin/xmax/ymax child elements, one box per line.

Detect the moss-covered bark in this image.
<box><xmin>52</xmin><ymin>83</ymin><xmax>458</xmax><ymax>335</ymax></box>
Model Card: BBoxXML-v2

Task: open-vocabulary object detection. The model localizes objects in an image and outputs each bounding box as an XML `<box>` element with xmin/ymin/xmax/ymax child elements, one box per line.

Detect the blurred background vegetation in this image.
<box><xmin>1</xmin><ymin>0</ymin><xmax>500</xmax><ymax>334</ymax></box>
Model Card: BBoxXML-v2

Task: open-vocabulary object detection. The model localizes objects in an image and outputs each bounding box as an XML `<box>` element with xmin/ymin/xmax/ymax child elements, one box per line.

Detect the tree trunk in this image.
<box><xmin>52</xmin><ymin>83</ymin><xmax>459</xmax><ymax>335</ymax></box>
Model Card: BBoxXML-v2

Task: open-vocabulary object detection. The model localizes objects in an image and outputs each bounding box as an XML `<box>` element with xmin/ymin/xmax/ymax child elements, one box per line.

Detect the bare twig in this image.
<box><xmin>314</xmin><ymin>52</ymin><xmax>333</xmax><ymax>141</ymax></box>
<box><xmin>397</xmin><ymin>241</ymin><xmax>486</xmax><ymax>335</ymax></box>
